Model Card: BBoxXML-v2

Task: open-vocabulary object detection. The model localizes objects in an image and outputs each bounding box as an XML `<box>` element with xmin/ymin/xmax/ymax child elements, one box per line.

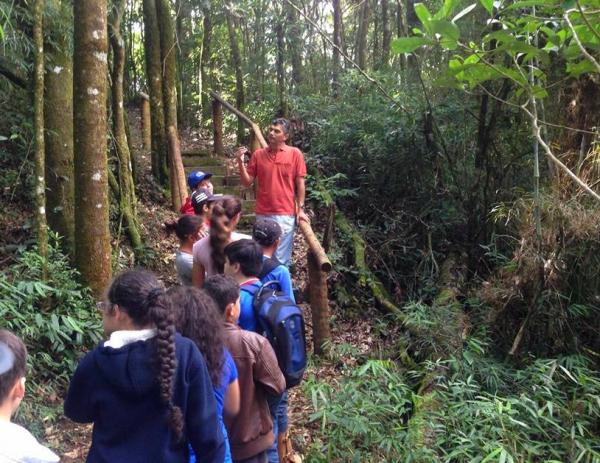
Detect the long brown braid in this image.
<box><xmin>107</xmin><ymin>269</ymin><xmax>184</xmax><ymax>440</ymax></box>
<box><xmin>209</xmin><ymin>196</ymin><xmax>242</xmax><ymax>273</ymax></box>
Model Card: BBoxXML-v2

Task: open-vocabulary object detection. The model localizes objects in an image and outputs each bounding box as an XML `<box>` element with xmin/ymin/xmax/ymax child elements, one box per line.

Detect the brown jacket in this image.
<box><xmin>223</xmin><ymin>322</ymin><xmax>286</xmax><ymax>460</ymax></box>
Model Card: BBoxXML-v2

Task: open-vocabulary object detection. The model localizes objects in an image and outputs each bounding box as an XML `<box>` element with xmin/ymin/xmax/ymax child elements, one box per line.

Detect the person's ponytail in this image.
<box><xmin>209</xmin><ymin>197</ymin><xmax>242</xmax><ymax>273</ymax></box>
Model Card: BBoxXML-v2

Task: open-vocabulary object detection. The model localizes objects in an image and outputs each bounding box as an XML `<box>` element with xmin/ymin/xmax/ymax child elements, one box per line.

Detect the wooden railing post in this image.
<box><xmin>308</xmin><ymin>250</ymin><xmax>331</xmax><ymax>356</ymax></box>
<box><xmin>212</xmin><ymin>98</ymin><xmax>224</xmax><ymax>156</ymax></box>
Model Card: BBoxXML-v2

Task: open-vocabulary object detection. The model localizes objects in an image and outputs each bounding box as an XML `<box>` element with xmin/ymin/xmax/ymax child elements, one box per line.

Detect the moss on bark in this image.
<box><xmin>73</xmin><ymin>0</ymin><xmax>111</xmax><ymax>296</ymax></box>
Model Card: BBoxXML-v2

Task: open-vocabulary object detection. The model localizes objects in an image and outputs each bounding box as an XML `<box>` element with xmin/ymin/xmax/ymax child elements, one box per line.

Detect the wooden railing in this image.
<box><xmin>210</xmin><ymin>91</ymin><xmax>332</xmax><ymax>355</ymax></box>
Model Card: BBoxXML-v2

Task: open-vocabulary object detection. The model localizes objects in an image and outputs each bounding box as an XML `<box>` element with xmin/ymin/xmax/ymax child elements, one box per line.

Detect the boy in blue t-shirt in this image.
<box><xmin>252</xmin><ymin>218</ymin><xmax>295</xmax><ymax>302</ymax></box>
<box><xmin>223</xmin><ymin>239</ymin><xmax>264</xmax><ymax>332</ymax></box>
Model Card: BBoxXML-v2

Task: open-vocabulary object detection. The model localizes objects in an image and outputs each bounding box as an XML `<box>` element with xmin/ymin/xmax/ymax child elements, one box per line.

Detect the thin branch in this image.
<box><xmin>279</xmin><ymin>0</ymin><xmax>409</xmax><ymax>113</ymax></box>
<box><xmin>476</xmin><ymin>84</ymin><xmax>600</xmax><ymax>203</ymax></box>
<box><xmin>564</xmin><ymin>10</ymin><xmax>600</xmax><ymax>74</ymax></box>
<box><xmin>576</xmin><ymin>0</ymin><xmax>600</xmax><ymax>44</ymax></box>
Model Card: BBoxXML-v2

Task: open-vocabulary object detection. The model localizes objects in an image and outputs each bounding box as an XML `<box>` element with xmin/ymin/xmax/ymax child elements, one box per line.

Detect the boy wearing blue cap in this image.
<box><xmin>181</xmin><ymin>170</ymin><xmax>214</xmax><ymax>215</ymax></box>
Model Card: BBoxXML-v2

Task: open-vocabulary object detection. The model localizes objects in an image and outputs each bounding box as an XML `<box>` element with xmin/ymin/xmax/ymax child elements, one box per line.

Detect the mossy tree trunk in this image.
<box><xmin>332</xmin><ymin>0</ymin><xmax>342</xmax><ymax>96</ymax></box>
<box><xmin>142</xmin><ymin>0</ymin><xmax>168</xmax><ymax>185</ymax></box>
<box><xmin>380</xmin><ymin>0</ymin><xmax>391</xmax><ymax>69</ymax></box>
<box><xmin>275</xmin><ymin>21</ymin><xmax>287</xmax><ymax>116</ymax></box>
<box><xmin>355</xmin><ymin>0</ymin><xmax>371</xmax><ymax>70</ymax></box>
<box><xmin>286</xmin><ymin>2</ymin><xmax>303</xmax><ymax>90</ymax></box>
<box><xmin>156</xmin><ymin>0</ymin><xmax>186</xmax><ymax>211</ymax></box>
<box><xmin>45</xmin><ymin>0</ymin><xmax>74</xmax><ymax>257</ymax></box>
<box><xmin>33</xmin><ymin>0</ymin><xmax>48</xmax><ymax>272</ymax></box>
<box><xmin>226</xmin><ymin>9</ymin><xmax>245</xmax><ymax>144</ymax></box>
<box><xmin>73</xmin><ymin>0</ymin><xmax>111</xmax><ymax>296</ymax></box>
<box><xmin>109</xmin><ymin>0</ymin><xmax>142</xmax><ymax>250</ymax></box>
<box><xmin>200</xmin><ymin>5</ymin><xmax>213</xmax><ymax>123</ymax></box>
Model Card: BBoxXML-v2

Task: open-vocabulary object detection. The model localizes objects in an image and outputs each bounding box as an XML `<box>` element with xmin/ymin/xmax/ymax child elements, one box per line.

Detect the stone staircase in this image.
<box><xmin>182</xmin><ymin>150</ymin><xmax>255</xmax><ymax>231</ymax></box>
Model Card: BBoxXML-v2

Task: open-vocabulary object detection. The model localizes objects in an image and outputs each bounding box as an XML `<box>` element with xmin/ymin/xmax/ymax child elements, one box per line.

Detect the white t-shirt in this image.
<box><xmin>175</xmin><ymin>250</ymin><xmax>194</xmax><ymax>286</ymax></box>
<box><xmin>0</xmin><ymin>420</ymin><xmax>60</xmax><ymax>463</ymax></box>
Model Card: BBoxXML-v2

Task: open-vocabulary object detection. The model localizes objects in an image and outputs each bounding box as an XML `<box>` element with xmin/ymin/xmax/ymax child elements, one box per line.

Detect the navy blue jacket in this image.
<box><xmin>64</xmin><ymin>333</ymin><xmax>225</xmax><ymax>463</ymax></box>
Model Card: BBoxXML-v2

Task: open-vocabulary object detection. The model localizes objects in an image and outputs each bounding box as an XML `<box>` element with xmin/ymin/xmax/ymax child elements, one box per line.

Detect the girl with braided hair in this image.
<box><xmin>169</xmin><ymin>286</ymin><xmax>240</xmax><ymax>463</ymax></box>
<box><xmin>64</xmin><ymin>269</ymin><xmax>225</xmax><ymax>463</ymax></box>
<box><xmin>192</xmin><ymin>196</ymin><xmax>250</xmax><ymax>288</ymax></box>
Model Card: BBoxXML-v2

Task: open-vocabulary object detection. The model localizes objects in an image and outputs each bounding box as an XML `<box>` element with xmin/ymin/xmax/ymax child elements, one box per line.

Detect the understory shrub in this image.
<box><xmin>305</xmin><ymin>331</ymin><xmax>600</xmax><ymax>462</ymax></box>
<box><xmin>0</xmin><ymin>234</ymin><xmax>102</xmax><ymax>418</ymax></box>
<box><xmin>482</xmin><ymin>195</ymin><xmax>600</xmax><ymax>356</ymax></box>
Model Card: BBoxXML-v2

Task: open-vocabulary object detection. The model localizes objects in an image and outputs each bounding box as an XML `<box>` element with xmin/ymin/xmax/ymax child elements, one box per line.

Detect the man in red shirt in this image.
<box><xmin>235</xmin><ymin>118</ymin><xmax>308</xmax><ymax>265</ymax></box>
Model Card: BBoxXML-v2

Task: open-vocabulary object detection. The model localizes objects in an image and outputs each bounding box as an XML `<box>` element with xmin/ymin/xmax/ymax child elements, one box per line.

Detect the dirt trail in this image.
<box><xmin>50</xmin><ymin>105</ymin><xmax>379</xmax><ymax>460</ymax></box>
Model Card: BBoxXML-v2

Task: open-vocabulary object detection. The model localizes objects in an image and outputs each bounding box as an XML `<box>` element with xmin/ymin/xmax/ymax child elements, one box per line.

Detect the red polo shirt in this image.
<box><xmin>247</xmin><ymin>144</ymin><xmax>307</xmax><ymax>215</ymax></box>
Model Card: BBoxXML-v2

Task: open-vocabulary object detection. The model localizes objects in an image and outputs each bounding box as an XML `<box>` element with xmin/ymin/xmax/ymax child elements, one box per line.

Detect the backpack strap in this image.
<box><xmin>258</xmin><ymin>257</ymin><xmax>283</xmax><ymax>280</ymax></box>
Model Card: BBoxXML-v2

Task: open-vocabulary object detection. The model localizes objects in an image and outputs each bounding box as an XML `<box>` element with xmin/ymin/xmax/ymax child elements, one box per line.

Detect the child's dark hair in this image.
<box><xmin>224</xmin><ymin>239</ymin><xmax>262</xmax><ymax>277</ymax></box>
<box><xmin>203</xmin><ymin>274</ymin><xmax>240</xmax><ymax>315</ymax></box>
<box><xmin>0</xmin><ymin>329</ymin><xmax>27</xmax><ymax>404</ymax></box>
<box><xmin>164</xmin><ymin>215</ymin><xmax>203</xmax><ymax>242</ymax></box>
<box><xmin>168</xmin><ymin>286</ymin><xmax>224</xmax><ymax>386</ymax></box>
<box><xmin>107</xmin><ymin>269</ymin><xmax>184</xmax><ymax>440</ymax></box>
<box><xmin>209</xmin><ymin>196</ymin><xmax>242</xmax><ymax>273</ymax></box>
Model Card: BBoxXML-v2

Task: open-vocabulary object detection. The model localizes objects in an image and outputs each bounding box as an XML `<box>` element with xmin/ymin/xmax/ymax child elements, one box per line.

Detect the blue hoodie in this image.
<box><xmin>64</xmin><ymin>333</ymin><xmax>225</xmax><ymax>463</ymax></box>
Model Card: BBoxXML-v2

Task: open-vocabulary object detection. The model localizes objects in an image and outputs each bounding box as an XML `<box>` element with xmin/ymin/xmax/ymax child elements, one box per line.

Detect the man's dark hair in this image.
<box><xmin>204</xmin><ymin>274</ymin><xmax>240</xmax><ymax>314</ymax></box>
<box><xmin>224</xmin><ymin>239</ymin><xmax>263</xmax><ymax>277</ymax></box>
<box><xmin>0</xmin><ymin>329</ymin><xmax>27</xmax><ymax>404</ymax></box>
<box><xmin>271</xmin><ymin>117</ymin><xmax>290</xmax><ymax>135</ymax></box>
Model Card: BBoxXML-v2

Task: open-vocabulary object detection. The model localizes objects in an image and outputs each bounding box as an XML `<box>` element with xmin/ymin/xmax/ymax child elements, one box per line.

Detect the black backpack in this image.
<box><xmin>241</xmin><ymin>281</ymin><xmax>307</xmax><ymax>388</ymax></box>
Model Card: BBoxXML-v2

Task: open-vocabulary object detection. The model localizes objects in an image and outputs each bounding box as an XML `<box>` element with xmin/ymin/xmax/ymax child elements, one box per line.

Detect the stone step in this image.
<box><xmin>184</xmin><ymin>164</ymin><xmax>228</xmax><ymax>176</ymax></box>
<box><xmin>238</xmin><ymin>213</ymin><xmax>256</xmax><ymax>231</ymax></box>
<box><xmin>242</xmin><ymin>200</ymin><xmax>255</xmax><ymax>213</ymax></box>
<box><xmin>182</xmin><ymin>156</ymin><xmax>227</xmax><ymax>167</ymax></box>
<box><xmin>182</xmin><ymin>149</ymin><xmax>212</xmax><ymax>157</ymax></box>
<box><xmin>223</xmin><ymin>176</ymin><xmax>241</xmax><ymax>187</ymax></box>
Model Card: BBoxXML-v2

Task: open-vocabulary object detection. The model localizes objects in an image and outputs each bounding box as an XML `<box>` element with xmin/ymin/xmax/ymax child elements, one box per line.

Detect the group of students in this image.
<box><xmin>1</xmin><ymin>260</ymin><xmax>294</xmax><ymax>462</ymax></box>
<box><xmin>0</xmin><ymin>170</ymin><xmax>301</xmax><ymax>462</ymax></box>
<box><xmin>161</xmin><ymin>172</ymin><xmax>299</xmax><ymax>463</ymax></box>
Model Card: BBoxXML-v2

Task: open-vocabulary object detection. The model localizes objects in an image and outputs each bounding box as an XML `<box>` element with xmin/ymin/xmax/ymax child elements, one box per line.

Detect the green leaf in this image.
<box><xmin>566</xmin><ymin>59</ymin><xmax>598</xmax><ymax>77</ymax></box>
<box><xmin>480</xmin><ymin>0</ymin><xmax>493</xmax><ymax>15</ymax></box>
<box><xmin>430</xmin><ymin>20</ymin><xmax>460</xmax><ymax>41</ymax></box>
<box><xmin>391</xmin><ymin>36</ymin><xmax>433</xmax><ymax>54</ymax></box>
<box><xmin>433</xmin><ymin>0</ymin><xmax>458</xmax><ymax>20</ymax></box>
<box><xmin>452</xmin><ymin>3</ymin><xmax>477</xmax><ymax>22</ymax></box>
<box><xmin>414</xmin><ymin>3</ymin><xmax>433</xmax><ymax>32</ymax></box>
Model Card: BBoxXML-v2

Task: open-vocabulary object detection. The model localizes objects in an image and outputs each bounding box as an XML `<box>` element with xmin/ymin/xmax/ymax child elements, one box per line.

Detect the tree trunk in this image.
<box><xmin>45</xmin><ymin>0</ymin><xmax>74</xmax><ymax>257</ymax></box>
<box><xmin>73</xmin><ymin>0</ymin><xmax>111</xmax><ymax>296</ymax></box>
<box><xmin>33</xmin><ymin>0</ymin><xmax>48</xmax><ymax>270</ymax></box>
<box><xmin>275</xmin><ymin>21</ymin><xmax>287</xmax><ymax>116</ymax></box>
<box><xmin>226</xmin><ymin>10</ymin><xmax>245</xmax><ymax>144</ymax></box>
<box><xmin>396</xmin><ymin>0</ymin><xmax>409</xmax><ymax>69</ymax></box>
<box><xmin>167</xmin><ymin>126</ymin><xmax>187</xmax><ymax>209</ymax></box>
<box><xmin>332</xmin><ymin>0</ymin><xmax>342</xmax><ymax>95</ymax></box>
<box><xmin>286</xmin><ymin>2</ymin><xmax>303</xmax><ymax>89</ymax></box>
<box><xmin>200</xmin><ymin>6</ymin><xmax>212</xmax><ymax>122</ymax></box>
<box><xmin>142</xmin><ymin>0</ymin><xmax>168</xmax><ymax>185</ymax></box>
<box><xmin>110</xmin><ymin>0</ymin><xmax>142</xmax><ymax>250</ymax></box>
<box><xmin>355</xmin><ymin>0</ymin><xmax>371</xmax><ymax>70</ymax></box>
<box><xmin>140</xmin><ymin>92</ymin><xmax>151</xmax><ymax>154</ymax></box>
<box><xmin>212</xmin><ymin>99</ymin><xmax>224</xmax><ymax>156</ymax></box>
<box><xmin>381</xmin><ymin>0</ymin><xmax>391</xmax><ymax>68</ymax></box>
<box><xmin>156</xmin><ymin>0</ymin><xmax>187</xmax><ymax>211</ymax></box>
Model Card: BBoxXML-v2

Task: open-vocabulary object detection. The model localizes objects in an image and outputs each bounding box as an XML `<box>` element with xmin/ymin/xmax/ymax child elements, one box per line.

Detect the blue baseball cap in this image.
<box><xmin>187</xmin><ymin>171</ymin><xmax>213</xmax><ymax>190</ymax></box>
